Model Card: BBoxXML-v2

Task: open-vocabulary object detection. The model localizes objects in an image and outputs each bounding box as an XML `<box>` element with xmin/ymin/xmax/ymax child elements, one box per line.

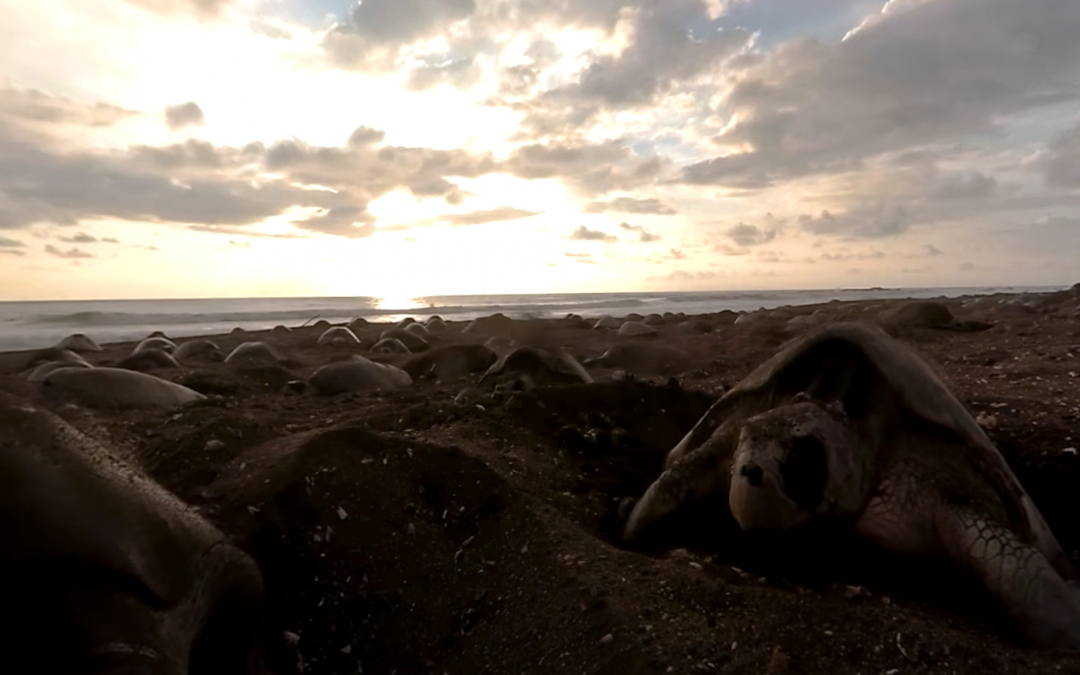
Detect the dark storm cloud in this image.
<box><xmin>164</xmin><ymin>102</ymin><xmax>206</xmax><ymax>131</ymax></box>
<box><xmin>567</xmin><ymin>225</ymin><xmax>616</xmax><ymax>242</ymax></box>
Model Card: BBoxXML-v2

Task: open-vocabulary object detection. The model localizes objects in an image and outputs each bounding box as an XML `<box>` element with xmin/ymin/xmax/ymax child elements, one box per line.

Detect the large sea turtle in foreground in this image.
<box><xmin>623</xmin><ymin>322</ymin><xmax>1080</xmax><ymax>649</ymax></box>
<box><xmin>0</xmin><ymin>392</ymin><xmax>266</xmax><ymax>673</ymax></box>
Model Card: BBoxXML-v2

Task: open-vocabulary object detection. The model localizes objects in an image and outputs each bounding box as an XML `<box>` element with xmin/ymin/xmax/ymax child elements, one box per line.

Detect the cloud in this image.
<box><xmin>539</xmin><ymin>3</ymin><xmax>754</xmax><ymax>108</ymax></box>
<box><xmin>229</xmin><ymin>239</ymin><xmax>251</xmax><ymax>248</ymax></box>
<box><xmin>0</xmin><ymin>86</ymin><xmax>139</xmax><ymax>131</ymax></box>
<box><xmin>505</xmin><ymin>139</ymin><xmax>670</xmax><ymax>195</ymax></box>
<box><xmin>0</xmin><ymin>236</ymin><xmax>24</xmax><ymax>248</ymax></box>
<box><xmin>164</xmin><ymin>102</ymin><xmax>205</xmax><ymax>131</ymax></box>
<box><xmin>0</xmin><ymin>250</ymin><xmax>25</xmax><ymax>257</ymax></box>
<box><xmin>929</xmin><ymin>172</ymin><xmax>997</xmax><ymax>201</ymax></box>
<box><xmin>583</xmin><ymin>196</ymin><xmax>677</xmax><ymax>215</ymax></box>
<box><xmin>618</xmin><ymin>221</ymin><xmax>662</xmax><ymax>242</ymax></box>
<box><xmin>188</xmin><ymin>225</ymin><xmax>310</xmax><ymax>239</ymax></box>
<box><xmin>646</xmin><ymin>269</ymin><xmax>721</xmax><ymax>283</ymax></box>
<box><xmin>567</xmin><ymin>225</ymin><xmax>616</xmax><ymax>242</ymax></box>
<box><xmin>0</xmin><ymin>87</ymin><xmax>518</xmax><ymax>238</ymax></box>
<box><xmin>434</xmin><ymin>207</ymin><xmax>541</xmax><ymax>227</ymax></box>
<box><xmin>347</xmin><ymin>125</ymin><xmax>386</xmax><ymax>147</ymax></box>
<box><xmin>665</xmin><ymin>248</ymin><xmax>686</xmax><ymax>260</ymax></box>
<box><xmin>564</xmin><ymin>251</ymin><xmax>596</xmax><ymax>263</ymax></box>
<box><xmin>1041</xmin><ymin>119</ymin><xmax>1080</xmax><ymax>188</ymax></box>
<box><xmin>123</xmin><ymin>0</ymin><xmax>234</xmax><ymax>19</ymax></box>
<box><xmin>58</xmin><ymin>232</ymin><xmax>98</xmax><ymax>244</ymax></box>
<box><xmin>44</xmin><ymin>245</ymin><xmax>94</xmax><ymax>259</ymax></box>
<box><xmin>680</xmin><ymin>0</ymin><xmax>1080</xmax><ymax>188</ymax></box>
<box><xmin>725</xmin><ymin>222</ymin><xmax>777</xmax><ymax>247</ymax></box>
<box><xmin>797</xmin><ymin>205</ymin><xmax>912</xmax><ymax>240</ymax></box>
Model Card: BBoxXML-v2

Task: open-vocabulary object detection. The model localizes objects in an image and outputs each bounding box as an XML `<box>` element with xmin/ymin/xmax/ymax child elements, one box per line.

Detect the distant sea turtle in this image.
<box><xmin>379</xmin><ymin>327</ymin><xmax>428</xmax><ymax>353</ymax></box>
<box><xmin>117</xmin><ymin>349</ymin><xmax>183</xmax><ymax>372</ymax></box>
<box><xmin>299</xmin><ymin>356</ymin><xmax>412</xmax><ymax>396</ymax></box>
<box><xmin>617</xmin><ymin>321</ymin><xmax>658</xmax><ymax>337</ymax></box>
<box><xmin>24</xmin><ymin>361</ymin><xmax>92</xmax><ymax>383</ymax></box>
<box><xmin>54</xmin><ymin>333</ymin><xmax>103</xmax><ymax>353</ymax></box>
<box><xmin>317</xmin><ymin>326</ymin><xmax>361</xmax><ymax>346</ymax></box>
<box><xmin>479</xmin><ymin>347</ymin><xmax>592</xmax><ymax>391</ymax></box>
<box><xmin>42</xmin><ymin>367</ymin><xmax>205</xmax><ymax>409</ymax></box>
<box><xmin>26</xmin><ymin>348</ymin><xmax>91</xmax><ymax>369</ymax></box>
<box><xmin>402</xmin><ymin>345</ymin><xmax>498</xmax><ymax>382</ymax></box>
<box><xmin>623</xmin><ymin>322</ymin><xmax>1080</xmax><ymax>649</ymax></box>
<box><xmin>173</xmin><ymin>339</ymin><xmax>224</xmax><ymax>362</ymax></box>
<box><xmin>424</xmin><ymin>317</ymin><xmax>449</xmax><ymax>333</ymax></box>
<box><xmin>584</xmin><ymin>343</ymin><xmax>689</xmax><ymax>377</ymax></box>
<box><xmin>371</xmin><ymin>337</ymin><xmax>411</xmax><ymax>354</ymax></box>
<box><xmin>133</xmin><ymin>337</ymin><xmax>177</xmax><ymax>354</ymax></box>
<box><xmin>224</xmin><ymin>341</ymin><xmax>286</xmax><ymax>364</ymax></box>
<box><xmin>0</xmin><ymin>392</ymin><xmax>264</xmax><ymax>674</ymax></box>
<box><xmin>880</xmin><ymin>300</ymin><xmax>993</xmax><ymax>332</ymax></box>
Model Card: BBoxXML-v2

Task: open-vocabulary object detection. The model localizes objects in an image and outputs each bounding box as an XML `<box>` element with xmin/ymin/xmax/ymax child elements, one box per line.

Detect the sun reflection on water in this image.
<box><xmin>374</xmin><ymin>295</ymin><xmax>425</xmax><ymax>313</ymax></box>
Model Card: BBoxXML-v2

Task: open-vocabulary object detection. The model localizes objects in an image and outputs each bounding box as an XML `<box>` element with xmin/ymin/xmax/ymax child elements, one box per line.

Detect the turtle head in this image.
<box><xmin>730</xmin><ymin>399</ymin><xmax>859</xmax><ymax>531</ymax></box>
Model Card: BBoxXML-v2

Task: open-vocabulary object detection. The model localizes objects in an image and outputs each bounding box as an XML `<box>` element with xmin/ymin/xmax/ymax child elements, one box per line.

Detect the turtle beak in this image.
<box><xmin>729</xmin><ymin>440</ymin><xmax>809</xmax><ymax>531</ymax></box>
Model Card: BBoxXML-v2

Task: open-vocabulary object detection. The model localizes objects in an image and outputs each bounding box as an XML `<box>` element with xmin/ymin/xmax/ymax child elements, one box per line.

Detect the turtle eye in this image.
<box><xmin>780</xmin><ymin>434</ymin><xmax>827</xmax><ymax>511</ymax></box>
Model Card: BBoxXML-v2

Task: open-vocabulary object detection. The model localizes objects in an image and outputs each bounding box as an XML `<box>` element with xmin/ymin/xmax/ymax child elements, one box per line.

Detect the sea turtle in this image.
<box><xmin>402</xmin><ymin>345</ymin><xmax>498</xmax><ymax>382</ymax></box>
<box><xmin>224</xmin><ymin>341</ymin><xmax>286</xmax><ymax>364</ymax></box>
<box><xmin>371</xmin><ymin>337</ymin><xmax>411</xmax><ymax>355</ymax></box>
<box><xmin>617</xmin><ymin>321</ymin><xmax>658</xmax><ymax>337</ymax></box>
<box><xmin>42</xmin><ymin>367</ymin><xmax>205</xmax><ymax>409</ymax></box>
<box><xmin>299</xmin><ymin>356</ymin><xmax>412</xmax><ymax>396</ymax></box>
<box><xmin>54</xmin><ymin>333</ymin><xmax>103</xmax><ymax>353</ymax></box>
<box><xmin>584</xmin><ymin>343</ymin><xmax>689</xmax><ymax>377</ymax></box>
<box><xmin>133</xmin><ymin>337</ymin><xmax>178</xmax><ymax>354</ymax></box>
<box><xmin>0</xmin><ymin>392</ymin><xmax>265</xmax><ymax>673</ymax></box>
<box><xmin>317</xmin><ymin>326</ymin><xmax>361</xmax><ymax>346</ymax></box>
<box><xmin>117</xmin><ymin>349</ymin><xmax>183</xmax><ymax>372</ymax></box>
<box><xmin>879</xmin><ymin>300</ymin><xmax>993</xmax><ymax>332</ymax></box>
<box><xmin>173</xmin><ymin>339</ymin><xmax>224</xmax><ymax>363</ymax></box>
<box><xmin>623</xmin><ymin>322</ymin><xmax>1080</xmax><ymax>649</ymax></box>
<box><xmin>379</xmin><ymin>327</ymin><xmax>428</xmax><ymax>353</ymax></box>
<box><xmin>479</xmin><ymin>346</ymin><xmax>592</xmax><ymax>391</ymax></box>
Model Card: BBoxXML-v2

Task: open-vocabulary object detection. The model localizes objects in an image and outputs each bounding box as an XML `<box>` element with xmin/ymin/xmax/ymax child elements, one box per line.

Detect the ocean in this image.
<box><xmin>0</xmin><ymin>286</ymin><xmax>1064</xmax><ymax>352</ymax></box>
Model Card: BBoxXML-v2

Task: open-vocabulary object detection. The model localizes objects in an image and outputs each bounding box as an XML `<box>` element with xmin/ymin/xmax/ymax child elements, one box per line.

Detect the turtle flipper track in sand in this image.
<box><xmin>624</xmin><ymin>322</ymin><xmax>1080</xmax><ymax>649</ymax></box>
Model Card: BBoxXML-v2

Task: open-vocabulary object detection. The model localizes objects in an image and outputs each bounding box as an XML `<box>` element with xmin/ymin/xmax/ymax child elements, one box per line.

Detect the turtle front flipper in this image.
<box><xmin>622</xmin><ymin>430</ymin><xmax>736</xmax><ymax>544</ymax></box>
<box><xmin>941</xmin><ymin>508</ymin><xmax>1080</xmax><ymax>649</ymax></box>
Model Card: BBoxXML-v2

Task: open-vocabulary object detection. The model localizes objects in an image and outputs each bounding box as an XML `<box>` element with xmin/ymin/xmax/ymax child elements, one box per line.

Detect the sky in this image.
<box><xmin>0</xmin><ymin>0</ymin><xmax>1078</xmax><ymax>300</ymax></box>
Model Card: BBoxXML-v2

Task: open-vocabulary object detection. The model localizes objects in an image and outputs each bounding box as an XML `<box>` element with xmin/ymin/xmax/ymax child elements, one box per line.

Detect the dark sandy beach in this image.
<box><xmin>3</xmin><ymin>286</ymin><xmax>1080</xmax><ymax>675</ymax></box>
